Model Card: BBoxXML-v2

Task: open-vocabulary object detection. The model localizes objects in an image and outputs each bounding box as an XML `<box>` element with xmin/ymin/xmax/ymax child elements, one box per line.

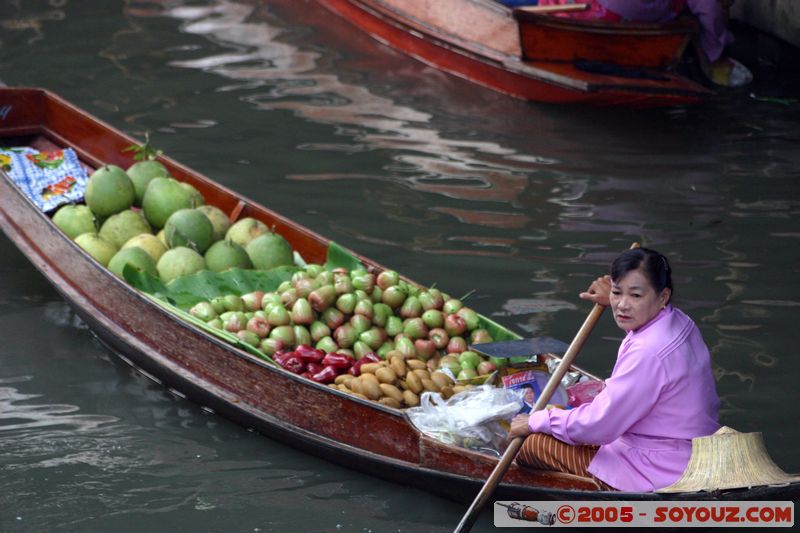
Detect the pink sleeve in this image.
<box><xmin>528</xmin><ymin>347</ymin><xmax>667</xmax><ymax>445</ymax></box>
<box><xmin>686</xmin><ymin>0</ymin><xmax>735</xmax><ymax>62</ymax></box>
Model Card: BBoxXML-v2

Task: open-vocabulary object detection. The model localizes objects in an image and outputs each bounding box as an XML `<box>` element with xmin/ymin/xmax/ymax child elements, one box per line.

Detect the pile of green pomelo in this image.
<box><xmin>52</xmin><ymin>158</ymin><xmax>293</xmax><ymax>282</ymax></box>
<box><xmin>51</xmin><ymin>154</ymin><xmax>502</xmax><ymax>404</ymax></box>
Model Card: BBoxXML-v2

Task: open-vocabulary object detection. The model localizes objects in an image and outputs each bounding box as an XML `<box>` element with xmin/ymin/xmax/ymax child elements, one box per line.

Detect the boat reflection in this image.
<box><xmin>126</xmin><ymin>0</ymin><xmax>568</xmax><ymax>257</ymax></box>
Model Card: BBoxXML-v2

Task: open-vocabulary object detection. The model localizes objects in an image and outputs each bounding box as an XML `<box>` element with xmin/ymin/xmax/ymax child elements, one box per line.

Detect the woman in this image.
<box><xmin>508</xmin><ymin>247</ymin><xmax>720</xmax><ymax>492</ymax></box>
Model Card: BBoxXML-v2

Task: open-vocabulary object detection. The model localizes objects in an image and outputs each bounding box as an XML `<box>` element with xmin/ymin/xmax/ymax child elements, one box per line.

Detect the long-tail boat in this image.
<box><xmin>1</xmin><ymin>88</ymin><xmax>795</xmax><ymax>505</ymax></box>
<box><xmin>312</xmin><ymin>0</ymin><xmax>712</xmax><ymax>106</ymax></box>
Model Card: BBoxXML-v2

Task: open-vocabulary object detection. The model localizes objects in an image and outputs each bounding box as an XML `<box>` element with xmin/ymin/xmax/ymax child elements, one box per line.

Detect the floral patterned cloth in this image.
<box><xmin>0</xmin><ymin>147</ymin><xmax>89</xmax><ymax>212</ymax></box>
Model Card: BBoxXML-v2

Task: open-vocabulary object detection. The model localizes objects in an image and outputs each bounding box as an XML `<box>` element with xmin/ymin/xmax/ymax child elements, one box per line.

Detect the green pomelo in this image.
<box><xmin>108</xmin><ymin>247</ymin><xmax>157</xmax><ymax>278</ymax></box>
<box><xmin>179</xmin><ymin>182</ymin><xmax>205</xmax><ymax>207</ymax></box>
<box><xmin>75</xmin><ymin>233</ymin><xmax>118</xmax><ymax>267</ymax></box>
<box><xmin>157</xmin><ymin>246</ymin><xmax>206</xmax><ymax>283</ymax></box>
<box><xmin>98</xmin><ymin>209</ymin><xmax>152</xmax><ymax>249</ymax></box>
<box><xmin>225</xmin><ymin>217</ymin><xmax>269</xmax><ymax>248</ymax></box>
<box><xmin>197</xmin><ymin>205</ymin><xmax>230</xmax><ymax>242</ymax></box>
<box><xmin>127</xmin><ymin>160</ymin><xmax>169</xmax><ymax>207</ymax></box>
<box><xmin>156</xmin><ymin>229</ymin><xmax>167</xmax><ymax>247</ymax></box>
<box><xmin>52</xmin><ymin>204</ymin><xmax>96</xmax><ymax>240</ymax></box>
<box><xmin>141</xmin><ymin>177</ymin><xmax>194</xmax><ymax>229</ymax></box>
<box><xmin>122</xmin><ymin>233</ymin><xmax>167</xmax><ymax>263</ymax></box>
<box><xmin>245</xmin><ymin>232</ymin><xmax>294</xmax><ymax>271</ymax></box>
<box><xmin>85</xmin><ymin>165</ymin><xmax>135</xmax><ymax>217</ymax></box>
<box><xmin>164</xmin><ymin>208</ymin><xmax>214</xmax><ymax>253</ymax></box>
<box><xmin>204</xmin><ymin>240</ymin><xmax>253</xmax><ymax>272</ymax></box>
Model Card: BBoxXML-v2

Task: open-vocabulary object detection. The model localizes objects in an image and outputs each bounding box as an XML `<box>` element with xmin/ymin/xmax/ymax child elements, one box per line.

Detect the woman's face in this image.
<box><xmin>610</xmin><ymin>267</ymin><xmax>671</xmax><ymax>332</ymax></box>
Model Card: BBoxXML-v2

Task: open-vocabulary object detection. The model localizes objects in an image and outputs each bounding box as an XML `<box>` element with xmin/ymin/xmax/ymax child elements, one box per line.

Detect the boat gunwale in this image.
<box><xmin>0</xmin><ymin>88</ymin><xmax>409</xmax><ymax>415</ymax></box>
<box><xmin>512</xmin><ymin>9</ymin><xmax>700</xmax><ymax>36</ymax></box>
<box><xmin>316</xmin><ymin>0</ymin><xmax>711</xmax><ymax>104</ymax></box>
<box><xmin>3</xmin><ymin>87</ymin><xmax>797</xmax><ymax>502</ymax></box>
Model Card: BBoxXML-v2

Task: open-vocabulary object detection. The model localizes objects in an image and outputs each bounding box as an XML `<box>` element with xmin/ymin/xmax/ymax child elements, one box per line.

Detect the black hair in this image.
<box><xmin>610</xmin><ymin>247</ymin><xmax>673</xmax><ymax>301</ymax></box>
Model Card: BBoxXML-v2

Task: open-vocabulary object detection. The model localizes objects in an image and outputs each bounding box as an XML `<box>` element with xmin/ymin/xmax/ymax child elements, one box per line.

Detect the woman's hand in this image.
<box><xmin>508</xmin><ymin>414</ymin><xmax>532</xmax><ymax>442</ymax></box>
<box><xmin>579</xmin><ymin>275</ymin><xmax>612</xmax><ymax>307</ymax></box>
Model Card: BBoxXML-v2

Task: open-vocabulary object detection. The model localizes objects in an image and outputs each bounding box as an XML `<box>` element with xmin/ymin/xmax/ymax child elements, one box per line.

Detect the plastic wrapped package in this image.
<box><xmin>566</xmin><ymin>379</ymin><xmax>605</xmax><ymax>407</ymax></box>
<box><xmin>407</xmin><ymin>385</ymin><xmax>525</xmax><ymax>456</ymax></box>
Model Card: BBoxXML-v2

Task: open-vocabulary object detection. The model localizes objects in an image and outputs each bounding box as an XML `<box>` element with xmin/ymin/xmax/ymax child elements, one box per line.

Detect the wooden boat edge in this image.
<box><xmin>314</xmin><ymin>0</ymin><xmax>712</xmax><ymax>105</ymax></box>
<box><xmin>2</xmin><ymin>87</ymin><xmax>797</xmax><ymax>503</ymax></box>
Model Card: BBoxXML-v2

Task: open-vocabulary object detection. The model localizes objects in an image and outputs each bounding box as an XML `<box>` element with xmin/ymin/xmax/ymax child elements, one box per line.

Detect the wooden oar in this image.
<box><xmin>454</xmin><ymin>242</ymin><xmax>639</xmax><ymax>533</ymax></box>
<box><xmin>516</xmin><ymin>3</ymin><xmax>589</xmax><ymax>14</ymax></box>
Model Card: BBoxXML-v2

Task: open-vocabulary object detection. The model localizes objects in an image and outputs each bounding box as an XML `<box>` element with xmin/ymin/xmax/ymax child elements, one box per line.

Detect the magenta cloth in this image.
<box><xmin>528</xmin><ymin>305</ymin><xmax>720</xmax><ymax>492</ymax></box>
<box><xmin>600</xmin><ymin>0</ymin><xmax>682</xmax><ymax>22</ymax></box>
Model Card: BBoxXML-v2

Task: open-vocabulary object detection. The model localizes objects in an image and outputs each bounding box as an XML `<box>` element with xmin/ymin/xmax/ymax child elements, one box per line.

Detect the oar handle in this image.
<box><xmin>454</xmin><ymin>242</ymin><xmax>639</xmax><ymax>533</ymax></box>
<box><xmin>453</xmin><ymin>303</ymin><xmax>606</xmax><ymax>533</ymax></box>
<box><xmin>531</xmin><ymin>303</ymin><xmax>605</xmax><ymax>412</ymax></box>
<box><xmin>516</xmin><ymin>3</ymin><xmax>590</xmax><ymax>14</ymax></box>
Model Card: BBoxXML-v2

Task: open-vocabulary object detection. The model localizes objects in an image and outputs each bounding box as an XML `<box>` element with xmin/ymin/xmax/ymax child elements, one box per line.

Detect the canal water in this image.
<box><xmin>1</xmin><ymin>1</ymin><xmax>798</xmax><ymax>531</ymax></box>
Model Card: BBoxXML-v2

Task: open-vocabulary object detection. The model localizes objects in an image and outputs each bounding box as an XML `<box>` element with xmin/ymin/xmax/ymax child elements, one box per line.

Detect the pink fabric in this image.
<box><xmin>528</xmin><ymin>305</ymin><xmax>720</xmax><ymax>492</ymax></box>
<box><xmin>536</xmin><ymin>0</ymin><xmax>734</xmax><ymax>62</ymax></box>
<box><xmin>686</xmin><ymin>0</ymin><xmax>734</xmax><ymax>61</ymax></box>
<box><xmin>536</xmin><ymin>0</ymin><xmax>622</xmax><ymax>22</ymax></box>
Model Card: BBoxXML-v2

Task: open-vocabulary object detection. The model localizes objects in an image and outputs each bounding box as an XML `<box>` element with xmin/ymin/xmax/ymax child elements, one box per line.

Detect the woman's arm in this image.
<box><xmin>525</xmin><ymin>344</ymin><xmax>668</xmax><ymax>446</ymax></box>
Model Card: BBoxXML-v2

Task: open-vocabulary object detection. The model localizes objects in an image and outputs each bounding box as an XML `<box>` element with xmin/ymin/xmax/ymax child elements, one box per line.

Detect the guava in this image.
<box><xmin>225</xmin><ymin>217</ymin><xmax>269</xmax><ymax>248</ymax></box>
<box><xmin>52</xmin><ymin>204</ymin><xmax>96</xmax><ymax>240</ymax></box>
<box><xmin>157</xmin><ymin>246</ymin><xmax>206</xmax><ymax>283</ymax></box>
<box><xmin>122</xmin><ymin>233</ymin><xmax>167</xmax><ymax>263</ymax></box>
<box><xmin>75</xmin><ymin>233</ymin><xmax>118</xmax><ymax>267</ymax></box>
<box><xmin>85</xmin><ymin>165</ymin><xmax>135</xmax><ymax>217</ymax></box>
<box><xmin>141</xmin><ymin>176</ymin><xmax>194</xmax><ymax>229</ymax></box>
<box><xmin>108</xmin><ymin>246</ymin><xmax>157</xmax><ymax>278</ymax></box>
<box><xmin>179</xmin><ymin>182</ymin><xmax>205</xmax><ymax>207</ymax></box>
<box><xmin>197</xmin><ymin>205</ymin><xmax>230</xmax><ymax>242</ymax></box>
<box><xmin>204</xmin><ymin>239</ymin><xmax>253</xmax><ymax>272</ymax></box>
<box><xmin>164</xmin><ymin>208</ymin><xmax>214</xmax><ymax>253</ymax></box>
<box><xmin>98</xmin><ymin>209</ymin><xmax>152</xmax><ymax>249</ymax></box>
<box><xmin>245</xmin><ymin>232</ymin><xmax>294</xmax><ymax>270</ymax></box>
<box><xmin>127</xmin><ymin>159</ymin><xmax>169</xmax><ymax>206</ymax></box>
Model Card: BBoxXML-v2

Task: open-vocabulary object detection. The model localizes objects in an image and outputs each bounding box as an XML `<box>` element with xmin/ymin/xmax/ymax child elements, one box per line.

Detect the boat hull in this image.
<box><xmin>1</xmin><ymin>88</ymin><xmax>796</xmax><ymax>504</ymax></box>
<box><xmin>314</xmin><ymin>0</ymin><xmax>711</xmax><ymax>105</ymax></box>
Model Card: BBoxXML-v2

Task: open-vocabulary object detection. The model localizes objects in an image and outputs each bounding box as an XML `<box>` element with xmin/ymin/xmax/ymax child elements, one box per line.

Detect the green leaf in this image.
<box><xmin>477</xmin><ymin>314</ymin><xmax>521</xmax><ymax>342</ymax></box>
<box><xmin>324</xmin><ymin>241</ymin><xmax>365</xmax><ymax>272</ymax></box>
<box><xmin>123</xmin><ymin>264</ymin><xmax>168</xmax><ymax>297</ymax></box>
<box><xmin>125</xmin><ymin>266</ymin><xmax>298</xmax><ymax>310</ymax></box>
<box><xmin>122</xmin><ymin>131</ymin><xmax>164</xmax><ymax>161</ymax></box>
<box><xmin>140</xmin><ymin>291</ymin><xmax>275</xmax><ymax>365</ymax></box>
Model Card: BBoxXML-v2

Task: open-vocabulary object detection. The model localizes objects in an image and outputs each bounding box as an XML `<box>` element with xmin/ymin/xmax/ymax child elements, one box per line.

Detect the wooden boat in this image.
<box><xmin>1</xmin><ymin>87</ymin><xmax>796</xmax><ymax>505</ymax></box>
<box><xmin>313</xmin><ymin>0</ymin><xmax>713</xmax><ymax>106</ymax></box>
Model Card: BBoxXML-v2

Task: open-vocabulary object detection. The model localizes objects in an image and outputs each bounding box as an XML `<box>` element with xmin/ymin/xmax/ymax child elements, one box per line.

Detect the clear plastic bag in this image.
<box><xmin>407</xmin><ymin>385</ymin><xmax>525</xmax><ymax>456</ymax></box>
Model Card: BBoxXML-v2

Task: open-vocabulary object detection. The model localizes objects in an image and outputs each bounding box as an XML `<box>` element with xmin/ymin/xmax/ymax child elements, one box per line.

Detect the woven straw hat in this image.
<box><xmin>658</xmin><ymin>426</ymin><xmax>800</xmax><ymax>493</ymax></box>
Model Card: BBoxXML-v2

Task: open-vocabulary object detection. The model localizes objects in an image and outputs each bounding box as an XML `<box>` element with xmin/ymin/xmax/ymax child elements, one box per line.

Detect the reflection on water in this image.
<box><xmin>0</xmin><ymin>382</ymin><xmax>115</xmax><ymax>436</ymax></box>
<box><xmin>142</xmin><ymin>0</ymin><xmax>573</xmax><ymax>260</ymax></box>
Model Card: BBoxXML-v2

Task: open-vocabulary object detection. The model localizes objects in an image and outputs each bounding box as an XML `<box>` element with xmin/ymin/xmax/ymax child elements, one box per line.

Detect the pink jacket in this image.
<box><xmin>528</xmin><ymin>305</ymin><xmax>720</xmax><ymax>492</ymax></box>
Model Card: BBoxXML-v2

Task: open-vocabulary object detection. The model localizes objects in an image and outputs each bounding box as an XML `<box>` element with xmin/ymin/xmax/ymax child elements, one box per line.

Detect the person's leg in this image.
<box><xmin>687</xmin><ymin>0</ymin><xmax>751</xmax><ymax>87</ymax></box>
<box><xmin>687</xmin><ymin>0</ymin><xmax>733</xmax><ymax>62</ymax></box>
<box><xmin>518</xmin><ymin>433</ymin><xmax>615</xmax><ymax>490</ymax></box>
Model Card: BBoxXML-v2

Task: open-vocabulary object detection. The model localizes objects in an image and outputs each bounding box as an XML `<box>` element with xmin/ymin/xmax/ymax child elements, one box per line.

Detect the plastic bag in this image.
<box><xmin>566</xmin><ymin>379</ymin><xmax>605</xmax><ymax>407</ymax></box>
<box><xmin>407</xmin><ymin>385</ymin><xmax>525</xmax><ymax>456</ymax></box>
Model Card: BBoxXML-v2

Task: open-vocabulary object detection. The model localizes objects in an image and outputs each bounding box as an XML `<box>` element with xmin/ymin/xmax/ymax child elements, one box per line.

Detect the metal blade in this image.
<box><xmin>469</xmin><ymin>337</ymin><xmax>569</xmax><ymax>358</ymax></box>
